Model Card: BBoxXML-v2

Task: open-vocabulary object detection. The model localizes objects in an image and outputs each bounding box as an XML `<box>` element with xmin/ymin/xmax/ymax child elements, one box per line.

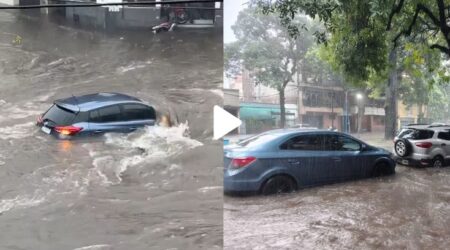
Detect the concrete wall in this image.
<box><xmin>66</xmin><ymin>6</ymin><xmax>107</xmax><ymax>29</ymax></box>
<box><xmin>0</xmin><ymin>0</ymin><xmax>19</xmax><ymax>5</ymax></box>
<box><xmin>65</xmin><ymin>6</ymin><xmax>161</xmax><ymax>30</ymax></box>
<box><xmin>114</xmin><ymin>7</ymin><xmax>161</xmax><ymax>29</ymax></box>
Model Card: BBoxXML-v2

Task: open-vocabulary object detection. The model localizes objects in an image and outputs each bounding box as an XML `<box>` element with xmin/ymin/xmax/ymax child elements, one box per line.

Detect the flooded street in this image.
<box><xmin>224</xmin><ymin>164</ymin><xmax>450</xmax><ymax>249</ymax></box>
<box><xmin>0</xmin><ymin>11</ymin><xmax>222</xmax><ymax>250</ymax></box>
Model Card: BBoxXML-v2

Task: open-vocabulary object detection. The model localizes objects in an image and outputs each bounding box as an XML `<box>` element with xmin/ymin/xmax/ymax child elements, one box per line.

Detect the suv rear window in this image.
<box><xmin>402</xmin><ymin>129</ymin><xmax>434</xmax><ymax>140</ymax></box>
<box><xmin>43</xmin><ymin>104</ymin><xmax>77</xmax><ymax>126</ymax></box>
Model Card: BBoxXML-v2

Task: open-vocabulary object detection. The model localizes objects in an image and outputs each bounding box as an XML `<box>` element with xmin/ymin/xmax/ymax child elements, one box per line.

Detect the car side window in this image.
<box><xmin>334</xmin><ymin>136</ymin><xmax>361</xmax><ymax>151</ymax></box>
<box><xmin>121</xmin><ymin>104</ymin><xmax>156</xmax><ymax>121</ymax></box>
<box><xmin>89</xmin><ymin>105</ymin><xmax>121</xmax><ymax>123</ymax></box>
<box><xmin>438</xmin><ymin>131</ymin><xmax>450</xmax><ymax>141</ymax></box>
<box><xmin>280</xmin><ymin>135</ymin><xmax>324</xmax><ymax>151</ymax></box>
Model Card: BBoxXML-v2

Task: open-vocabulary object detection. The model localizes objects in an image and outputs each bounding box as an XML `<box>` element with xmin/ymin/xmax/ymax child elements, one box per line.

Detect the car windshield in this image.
<box><xmin>43</xmin><ymin>104</ymin><xmax>77</xmax><ymax>126</ymax></box>
<box><xmin>237</xmin><ymin>133</ymin><xmax>278</xmax><ymax>147</ymax></box>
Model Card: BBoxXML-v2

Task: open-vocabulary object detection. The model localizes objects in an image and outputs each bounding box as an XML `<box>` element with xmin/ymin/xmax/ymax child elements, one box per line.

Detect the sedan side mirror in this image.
<box><xmin>360</xmin><ymin>144</ymin><xmax>367</xmax><ymax>151</ymax></box>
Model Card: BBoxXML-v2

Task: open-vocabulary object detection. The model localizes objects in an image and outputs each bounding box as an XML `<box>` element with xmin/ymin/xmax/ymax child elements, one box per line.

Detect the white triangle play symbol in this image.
<box><xmin>213</xmin><ymin>105</ymin><xmax>242</xmax><ymax>140</ymax></box>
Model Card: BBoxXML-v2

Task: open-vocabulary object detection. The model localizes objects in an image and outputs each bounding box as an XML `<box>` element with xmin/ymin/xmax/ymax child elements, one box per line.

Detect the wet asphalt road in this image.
<box><xmin>0</xmin><ymin>11</ymin><xmax>222</xmax><ymax>250</ymax></box>
<box><xmin>225</xmin><ymin>164</ymin><xmax>450</xmax><ymax>249</ymax></box>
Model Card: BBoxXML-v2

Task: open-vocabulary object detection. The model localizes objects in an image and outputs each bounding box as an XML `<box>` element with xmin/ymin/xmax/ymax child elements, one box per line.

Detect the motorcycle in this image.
<box><xmin>152</xmin><ymin>4</ymin><xmax>190</xmax><ymax>33</ymax></box>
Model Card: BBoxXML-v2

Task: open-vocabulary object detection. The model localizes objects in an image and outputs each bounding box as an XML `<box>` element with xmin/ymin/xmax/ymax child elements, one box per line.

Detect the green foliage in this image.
<box><xmin>428</xmin><ymin>84</ymin><xmax>450</xmax><ymax>122</ymax></box>
<box><xmin>224</xmin><ymin>7</ymin><xmax>317</xmax><ymax>90</ymax></box>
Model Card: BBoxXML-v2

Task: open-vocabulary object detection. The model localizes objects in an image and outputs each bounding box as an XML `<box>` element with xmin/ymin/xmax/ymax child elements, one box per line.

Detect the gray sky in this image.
<box><xmin>224</xmin><ymin>0</ymin><xmax>248</xmax><ymax>44</ymax></box>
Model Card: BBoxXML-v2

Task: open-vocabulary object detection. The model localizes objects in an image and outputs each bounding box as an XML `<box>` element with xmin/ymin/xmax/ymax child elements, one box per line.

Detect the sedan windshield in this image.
<box><xmin>238</xmin><ymin>133</ymin><xmax>278</xmax><ymax>147</ymax></box>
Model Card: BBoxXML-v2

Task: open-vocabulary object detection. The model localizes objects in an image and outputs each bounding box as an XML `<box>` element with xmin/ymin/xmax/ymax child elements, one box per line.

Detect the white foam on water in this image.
<box><xmin>73</xmin><ymin>244</ymin><xmax>112</xmax><ymax>250</ymax></box>
<box><xmin>47</xmin><ymin>57</ymin><xmax>75</xmax><ymax>67</ymax></box>
<box><xmin>198</xmin><ymin>186</ymin><xmax>223</xmax><ymax>193</ymax></box>
<box><xmin>0</xmin><ymin>122</ymin><xmax>35</xmax><ymax>140</ymax></box>
<box><xmin>0</xmin><ymin>194</ymin><xmax>46</xmax><ymax>214</ymax></box>
<box><xmin>116</xmin><ymin>60</ymin><xmax>152</xmax><ymax>74</ymax></box>
<box><xmin>0</xmin><ymin>99</ymin><xmax>46</xmax><ymax>123</ymax></box>
<box><xmin>86</xmin><ymin>123</ymin><xmax>201</xmax><ymax>185</ymax></box>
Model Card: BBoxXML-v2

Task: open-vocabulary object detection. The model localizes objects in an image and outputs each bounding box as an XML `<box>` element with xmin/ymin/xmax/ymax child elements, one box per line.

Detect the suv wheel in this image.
<box><xmin>395</xmin><ymin>139</ymin><xmax>411</xmax><ymax>157</ymax></box>
<box><xmin>261</xmin><ymin>175</ymin><xmax>296</xmax><ymax>195</ymax></box>
<box><xmin>433</xmin><ymin>156</ymin><xmax>444</xmax><ymax>168</ymax></box>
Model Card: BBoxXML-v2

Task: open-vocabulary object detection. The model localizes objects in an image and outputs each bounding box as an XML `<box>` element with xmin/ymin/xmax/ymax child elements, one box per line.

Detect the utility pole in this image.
<box><xmin>331</xmin><ymin>91</ymin><xmax>334</xmax><ymax>129</ymax></box>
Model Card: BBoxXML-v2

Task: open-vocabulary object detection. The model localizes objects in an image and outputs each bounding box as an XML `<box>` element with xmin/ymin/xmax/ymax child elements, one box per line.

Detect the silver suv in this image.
<box><xmin>394</xmin><ymin>124</ymin><xmax>450</xmax><ymax>167</ymax></box>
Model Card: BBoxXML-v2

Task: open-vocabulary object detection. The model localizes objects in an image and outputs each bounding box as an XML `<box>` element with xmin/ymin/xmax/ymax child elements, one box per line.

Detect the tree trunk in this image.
<box><xmin>357</xmin><ymin>103</ymin><xmax>365</xmax><ymax>133</ymax></box>
<box><xmin>384</xmin><ymin>49</ymin><xmax>398</xmax><ymax>139</ymax></box>
<box><xmin>417</xmin><ymin>103</ymin><xmax>424</xmax><ymax>123</ymax></box>
<box><xmin>279</xmin><ymin>89</ymin><xmax>286</xmax><ymax>128</ymax></box>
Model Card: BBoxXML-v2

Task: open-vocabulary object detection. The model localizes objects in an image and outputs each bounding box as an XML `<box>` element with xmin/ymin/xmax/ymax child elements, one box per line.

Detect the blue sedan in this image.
<box><xmin>224</xmin><ymin>129</ymin><xmax>395</xmax><ymax>195</ymax></box>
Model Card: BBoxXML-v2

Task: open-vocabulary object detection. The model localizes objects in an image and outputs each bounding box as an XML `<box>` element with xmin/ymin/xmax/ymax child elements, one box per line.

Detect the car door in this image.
<box><xmin>279</xmin><ymin>134</ymin><xmax>335</xmax><ymax>185</ymax></box>
<box><xmin>88</xmin><ymin>105</ymin><xmax>129</xmax><ymax>134</ymax></box>
<box><xmin>326</xmin><ymin>134</ymin><xmax>364</xmax><ymax>180</ymax></box>
<box><xmin>120</xmin><ymin>103</ymin><xmax>156</xmax><ymax>130</ymax></box>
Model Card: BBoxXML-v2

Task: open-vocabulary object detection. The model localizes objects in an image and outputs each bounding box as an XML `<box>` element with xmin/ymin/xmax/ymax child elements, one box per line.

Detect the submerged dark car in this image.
<box><xmin>224</xmin><ymin>129</ymin><xmax>395</xmax><ymax>195</ymax></box>
<box><xmin>36</xmin><ymin>92</ymin><xmax>156</xmax><ymax>139</ymax></box>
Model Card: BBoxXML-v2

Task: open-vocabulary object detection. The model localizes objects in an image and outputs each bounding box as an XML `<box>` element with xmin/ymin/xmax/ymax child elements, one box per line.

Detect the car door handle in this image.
<box><xmin>287</xmin><ymin>159</ymin><xmax>301</xmax><ymax>165</ymax></box>
<box><xmin>94</xmin><ymin>130</ymin><xmax>103</xmax><ymax>134</ymax></box>
<box><xmin>442</xmin><ymin>143</ymin><xmax>447</xmax><ymax>146</ymax></box>
<box><xmin>129</xmin><ymin>127</ymin><xmax>137</xmax><ymax>130</ymax></box>
<box><xmin>332</xmin><ymin>157</ymin><xmax>342</xmax><ymax>162</ymax></box>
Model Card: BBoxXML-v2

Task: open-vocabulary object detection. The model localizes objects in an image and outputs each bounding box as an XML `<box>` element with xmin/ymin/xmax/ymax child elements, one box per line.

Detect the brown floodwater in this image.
<box><xmin>0</xmin><ymin>10</ymin><xmax>223</xmax><ymax>250</ymax></box>
<box><xmin>225</xmin><ymin>165</ymin><xmax>450</xmax><ymax>249</ymax></box>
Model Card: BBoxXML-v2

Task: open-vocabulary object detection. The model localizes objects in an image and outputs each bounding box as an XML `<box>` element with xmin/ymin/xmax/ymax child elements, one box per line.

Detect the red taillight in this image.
<box><xmin>54</xmin><ymin>126</ymin><xmax>82</xmax><ymax>136</ymax></box>
<box><xmin>230</xmin><ymin>156</ymin><xmax>256</xmax><ymax>168</ymax></box>
<box><xmin>415</xmin><ymin>142</ymin><xmax>432</xmax><ymax>148</ymax></box>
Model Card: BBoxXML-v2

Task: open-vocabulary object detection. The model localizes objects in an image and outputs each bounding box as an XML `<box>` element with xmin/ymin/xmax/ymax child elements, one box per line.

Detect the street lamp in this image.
<box><xmin>356</xmin><ymin>93</ymin><xmax>364</xmax><ymax>100</ymax></box>
<box><xmin>344</xmin><ymin>90</ymin><xmax>364</xmax><ymax>134</ymax></box>
<box><xmin>356</xmin><ymin>93</ymin><xmax>364</xmax><ymax>134</ymax></box>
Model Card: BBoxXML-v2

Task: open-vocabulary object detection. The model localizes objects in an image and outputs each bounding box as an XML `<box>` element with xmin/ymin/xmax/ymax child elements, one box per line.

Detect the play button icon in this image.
<box><xmin>213</xmin><ymin>105</ymin><xmax>242</xmax><ymax>140</ymax></box>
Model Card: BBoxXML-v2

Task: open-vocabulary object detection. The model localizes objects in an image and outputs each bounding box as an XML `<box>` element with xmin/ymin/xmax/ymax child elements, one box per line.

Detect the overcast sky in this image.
<box><xmin>224</xmin><ymin>0</ymin><xmax>248</xmax><ymax>44</ymax></box>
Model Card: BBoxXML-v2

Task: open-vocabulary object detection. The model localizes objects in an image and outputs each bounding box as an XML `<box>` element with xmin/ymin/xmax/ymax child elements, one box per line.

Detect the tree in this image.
<box><xmin>254</xmin><ymin>0</ymin><xmax>450</xmax><ymax>58</ymax></box>
<box><xmin>387</xmin><ymin>0</ymin><xmax>450</xmax><ymax>57</ymax></box>
<box><xmin>225</xmin><ymin>8</ymin><xmax>316</xmax><ymax>128</ymax></box>
<box><xmin>253</xmin><ymin>0</ymin><xmax>450</xmax><ymax>138</ymax></box>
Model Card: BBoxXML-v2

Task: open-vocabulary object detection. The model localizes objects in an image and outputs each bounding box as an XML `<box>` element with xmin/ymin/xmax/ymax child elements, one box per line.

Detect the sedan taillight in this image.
<box><xmin>230</xmin><ymin>156</ymin><xmax>256</xmax><ymax>169</ymax></box>
<box><xmin>55</xmin><ymin>126</ymin><xmax>83</xmax><ymax>136</ymax></box>
<box><xmin>415</xmin><ymin>142</ymin><xmax>432</xmax><ymax>148</ymax></box>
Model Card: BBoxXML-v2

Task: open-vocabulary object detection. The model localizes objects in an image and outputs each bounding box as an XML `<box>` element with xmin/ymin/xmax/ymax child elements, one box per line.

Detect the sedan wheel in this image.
<box><xmin>372</xmin><ymin>162</ymin><xmax>394</xmax><ymax>177</ymax></box>
<box><xmin>261</xmin><ymin>176</ymin><xmax>296</xmax><ymax>196</ymax></box>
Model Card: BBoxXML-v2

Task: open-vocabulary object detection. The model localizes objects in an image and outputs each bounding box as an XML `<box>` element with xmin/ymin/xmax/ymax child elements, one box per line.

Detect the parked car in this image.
<box><xmin>393</xmin><ymin>124</ymin><xmax>450</xmax><ymax>167</ymax></box>
<box><xmin>289</xmin><ymin>123</ymin><xmax>318</xmax><ymax>129</ymax></box>
<box><xmin>36</xmin><ymin>92</ymin><xmax>156</xmax><ymax>139</ymax></box>
<box><xmin>224</xmin><ymin>129</ymin><xmax>395</xmax><ymax>195</ymax></box>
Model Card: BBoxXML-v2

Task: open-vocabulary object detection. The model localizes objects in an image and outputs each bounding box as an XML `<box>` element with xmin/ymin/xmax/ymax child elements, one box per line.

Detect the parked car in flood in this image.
<box><xmin>36</xmin><ymin>92</ymin><xmax>156</xmax><ymax>139</ymax></box>
<box><xmin>394</xmin><ymin>124</ymin><xmax>450</xmax><ymax>167</ymax></box>
<box><xmin>224</xmin><ymin>129</ymin><xmax>395</xmax><ymax>195</ymax></box>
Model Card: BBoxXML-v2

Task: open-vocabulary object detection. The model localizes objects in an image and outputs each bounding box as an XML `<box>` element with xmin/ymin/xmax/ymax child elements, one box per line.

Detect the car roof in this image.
<box><xmin>54</xmin><ymin>92</ymin><xmax>144</xmax><ymax>112</ymax></box>
<box><xmin>261</xmin><ymin>128</ymin><xmax>342</xmax><ymax>137</ymax></box>
<box><xmin>402</xmin><ymin>125</ymin><xmax>450</xmax><ymax>131</ymax></box>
